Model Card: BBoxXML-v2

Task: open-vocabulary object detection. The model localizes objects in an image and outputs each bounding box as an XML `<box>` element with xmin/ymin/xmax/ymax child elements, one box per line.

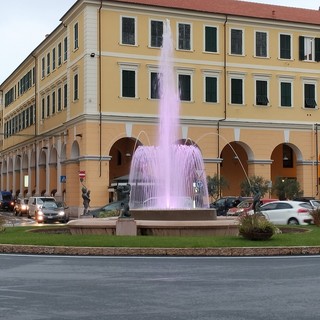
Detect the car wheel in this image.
<box><xmin>288</xmin><ymin>218</ymin><xmax>299</xmax><ymax>225</ymax></box>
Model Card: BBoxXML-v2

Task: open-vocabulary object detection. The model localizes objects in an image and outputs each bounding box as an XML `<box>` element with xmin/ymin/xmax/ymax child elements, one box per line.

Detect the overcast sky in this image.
<box><xmin>0</xmin><ymin>0</ymin><xmax>318</xmax><ymax>84</ymax></box>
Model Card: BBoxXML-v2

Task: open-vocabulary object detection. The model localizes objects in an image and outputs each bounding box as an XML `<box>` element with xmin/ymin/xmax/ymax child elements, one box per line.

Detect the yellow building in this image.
<box><xmin>1</xmin><ymin>0</ymin><xmax>320</xmax><ymax>215</ymax></box>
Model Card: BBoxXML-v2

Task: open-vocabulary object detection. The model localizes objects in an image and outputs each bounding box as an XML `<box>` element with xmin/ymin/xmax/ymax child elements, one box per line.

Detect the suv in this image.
<box><xmin>28</xmin><ymin>197</ymin><xmax>56</xmax><ymax>219</ymax></box>
<box><xmin>14</xmin><ymin>198</ymin><xmax>29</xmax><ymax>216</ymax></box>
<box><xmin>0</xmin><ymin>191</ymin><xmax>14</xmax><ymax>211</ymax></box>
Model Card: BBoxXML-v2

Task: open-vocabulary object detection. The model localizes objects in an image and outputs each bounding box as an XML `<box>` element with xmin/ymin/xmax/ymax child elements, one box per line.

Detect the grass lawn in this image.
<box><xmin>0</xmin><ymin>225</ymin><xmax>320</xmax><ymax>248</ymax></box>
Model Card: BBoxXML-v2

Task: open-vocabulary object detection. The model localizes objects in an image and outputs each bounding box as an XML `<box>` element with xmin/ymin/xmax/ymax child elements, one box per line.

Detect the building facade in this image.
<box><xmin>1</xmin><ymin>0</ymin><xmax>320</xmax><ymax>215</ymax></box>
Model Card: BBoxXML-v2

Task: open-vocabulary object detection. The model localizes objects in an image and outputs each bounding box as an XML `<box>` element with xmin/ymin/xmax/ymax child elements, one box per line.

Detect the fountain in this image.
<box><xmin>68</xmin><ymin>20</ymin><xmax>239</xmax><ymax>235</ymax></box>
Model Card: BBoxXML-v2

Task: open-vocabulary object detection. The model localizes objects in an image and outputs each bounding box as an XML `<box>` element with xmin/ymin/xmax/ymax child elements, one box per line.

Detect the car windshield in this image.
<box><xmin>38</xmin><ymin>198</ymin><xmax>55</xmax><ymax>204</ymax></box>
<box><xmin>55</xmin><ymin>201</ymin><xmax>65</xmax><ymax>208</ymax></box>
<box><xmin>42</xmin><ymin>201</ymin><xmax>58</xmax><ymax>209</ymax></box>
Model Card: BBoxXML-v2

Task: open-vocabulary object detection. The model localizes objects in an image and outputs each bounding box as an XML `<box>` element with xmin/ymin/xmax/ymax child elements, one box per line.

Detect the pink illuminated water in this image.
<box><xmin>129</xmin><ymin>21</ymin><xmax>209</xmax><ymax>209</ymax></box>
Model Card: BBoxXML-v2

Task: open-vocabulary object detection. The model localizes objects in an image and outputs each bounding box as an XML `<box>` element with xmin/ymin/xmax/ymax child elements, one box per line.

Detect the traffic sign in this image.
<box><xmin>79</xmin><ymin>170</ymin><xmax>86</xmax><ymax>178</ymax></box>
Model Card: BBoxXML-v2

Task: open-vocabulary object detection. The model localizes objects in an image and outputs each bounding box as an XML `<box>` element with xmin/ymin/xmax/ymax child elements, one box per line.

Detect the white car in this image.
<box><xmin>258</xmin><ymin>200</ymin><xmax>313</xmax><ymax>225</ymax></box>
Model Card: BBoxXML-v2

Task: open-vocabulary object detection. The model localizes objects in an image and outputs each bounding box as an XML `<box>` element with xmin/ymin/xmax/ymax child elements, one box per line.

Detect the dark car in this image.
<box><xmin>91</xmin><ymin>200</ymin><xmax>128</xmax><ymax>218</ymax></box>
<box><xmin>210</xmin><ymin>196</ymin><xmax>248</xmax><ymax>216</ymax></box>
<box><xmin>0</xmin><ymin>191</ymin><xmax>15</xmax><ymax>211</ymax></box>
<box><xmin>14</xmin><ymin>198</ymin><xmax>29</xmax><ymax>216</ymax></box>
<box><xmin>36</xmin><ymin>201</ymin><xmax>69</xmax><ymax>223</ymax></box>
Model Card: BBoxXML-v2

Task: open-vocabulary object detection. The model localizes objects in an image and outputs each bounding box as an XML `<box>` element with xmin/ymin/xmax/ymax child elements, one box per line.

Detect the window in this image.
<box><xmin>178</xmin><ymin>23</ymin><xmax>191</xmax><ymax>50</ymax></box>
<box><xmin>52</xmin><ymin>91</ymin><xmax>56</xmax><ymax>114</ymax></box>
<box><xmin>150</xmin><ymin>72</ymin><xmax>160</xmax><ymax>99</ymax></box>
<box><xmin>41</xmin><ymin>98</ymin><xmax>45</xmax><ymax>120</ymax></box>
<box><xmin>256</xmin><ymin>80</ymin><xmax>269</xmax><ymax>106</ymax></box>
<box><xmin>255</xmin><ymin>31</ymin><xmax>267</xmax><ymax>57</ymax></box>
<box><xmin>121</xmin><ymin>17</ymin><xmax>135</xmax><ymax>45</ymax></box>
<box><xmin>204</xmin><ymin>26</ymin><xmax>217</xmax><ymax>53</ymax></box>
<box><xmin>230</xmin><ymin>29</ymin><xmax>243</xmax><ymax>55</ymax></box>
<box><xmin>122</xmin><ymin>70</ymin><xmax>136</xmax><ymax>97</ymax></box>
<box><xmin>26</xmin><ymin>108</ymin><xmax>29</xmax><ymax>127</ymax></box>
<box><xmin>299</xmin><ymin>36</ymin><xmax>320</xmax><ymax>61</ymax></box>
<box><xmin>150</xmin><ymin>20</ymin><xmax>163</xmax><ymax>48</ymax></box>
<box><xmin>73</xmin><ymin>74</ymin><xmax>79</xmax><ymax>101</ymax></box>
<box><xmin>74</xmin><ymin>22</ymin><xmax>79</xmax><ymax>49</ymax></box>
<box><xmin>178</xmin><ymin>74</ymin><xmax>191</xmax><ymax>101</ymax></box>
<box><xmin>52</xmin><ymin>48</ymin><xmax>56</xmax><ymax>71</ymax></box>
<box><xmin>280</xmin><ymin>34</ymin><xmax>291</xmax><ymax>59</ymax></box>
<box><xmin>283</xmin><ymin>144</ymin><xmax>293</xmax><ymax>168</ymax></box>
<box><xmin>30</xmin><ymin>105</ymin><xmax>34</xmax><ymax>125</ymax></box>
<box><xmin>231</xmin><ymin>78</ymin><xmax>243</xmax><ymax>104</ymax></box>
<box><xmin>205</xmin><ymin>76</ymin><xmax>217</xmax><ymax>103</ymax></box>
<box><xmin>57</xmin><ymin>87</ymin><xmax>62</xmax><ymax>111</ymax></box>
<box><xmin>46</xmin><ymin>95</ymin><xmax>50</xmax><ymax>117</ymax></box>
<box><xmin>63</xmin><ymin>83</ymin><xmax>68</xmax><ymax>108</ymax></box>
<box><xmin>304</xmin><ymin>83</ymin><xmax>317</xmax><ymax>108</ymax></box>
<box><xmin>64</xmin><ymin>37</ymin><xmax>68</xmax><ymax>61</ymax></box>
<box><xmin>280</xmin><ymin>82</ymin><xmax>292</xmax><ymax>107</ymax></box>
<box><xmin>4</xmin><ymin>87</ymin><xmax>14</xmax><ymax>107</ymax></box>
<box><xmin>58</xmin><ymin>42</ymin><xmax>62</xmax><ymax>66</ymax></box>
<box><xmin>41</xmin><ymin>57</ymin><xmax>45</xmax><ymax>78</ymax></box>
<box><xmin>46</xmin><ymin>53</ymin><xmax>50</xmax><ymax>75</ymax></box>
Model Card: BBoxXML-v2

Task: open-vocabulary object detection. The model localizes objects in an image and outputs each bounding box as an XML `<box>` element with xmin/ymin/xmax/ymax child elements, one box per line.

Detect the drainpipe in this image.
<box><xmin>99</xmin><ymin>0</ymin><xmax>102</xmax><ymax>177</ymax></box>
<box><xmin>32</xmin><ymin>53</ymin><xmax>38</xmax><ymax>195</ymax></box>
<box><xmin>316</xmin><ymin>124</ymin><xmax>319</xmax><ymax>196</ymax></box>
<box><xmin>216</xmin><ymin>15</ymin><xmax>228</xmax><ymax>197</ymax></box>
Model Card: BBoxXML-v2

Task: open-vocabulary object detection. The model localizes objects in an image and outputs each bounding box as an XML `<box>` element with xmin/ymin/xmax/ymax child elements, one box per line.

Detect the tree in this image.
<box><xmin>207</xmin><ymin>174</ymin><xmax>229</xmax><ymax>202</ymax></box>
<box><xmin>272</xmin><ymin>177</ymin><xmax>303</xmax><ymax>200</ymax></box>
<box><xmin>240</xmin><ymin>175</ymin><xmax>270</xmax><ymax>197</ymax></box>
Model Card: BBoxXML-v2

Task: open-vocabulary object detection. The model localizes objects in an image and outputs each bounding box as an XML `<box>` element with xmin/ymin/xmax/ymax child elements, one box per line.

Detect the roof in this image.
<box><xmin>110</xmin><ymin>0</ymin><xmax>320</xmax><ymax>25</ymax></box>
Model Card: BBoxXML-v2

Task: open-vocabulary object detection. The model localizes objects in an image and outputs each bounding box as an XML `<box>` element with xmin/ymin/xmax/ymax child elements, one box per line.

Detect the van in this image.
<box><xmin>0</xmin><ymin>191</ymin><xmax>14</xmax><ymax>211</ymax></box>
<box><xmin>28</xmin><ymin>196</ymin><xmax>56</xmax><ymax>218</ymax></box>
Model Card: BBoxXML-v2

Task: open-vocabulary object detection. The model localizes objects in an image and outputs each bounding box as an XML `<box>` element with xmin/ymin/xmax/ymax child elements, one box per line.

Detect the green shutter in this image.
<box><xmin>231</xmin><ymin>79</ymin><xmax>242</xmax><ymax>104</ymax></box>
<box><xmin>205</xmin><ymin>77</ymin><xmax>217</xmax><ymax>102</ymax></box>
<box><xmin>205</xmin><ymin>27</ymin><xmax>217</xmax><ymax>52</ymax></box>
<box><xmin>299</xmin><ymin>36</ymin><xmax>305</xmax><ymax>60</ymax></box>
<box><xmin>281</xmin><ymin>82</ymin><xmax>291</xmax><ymax>107</ymax></box>
<box><xmin>315</xmin><ymin>38</ymin><xmax>320</xmax><ymax>62</ymax></box>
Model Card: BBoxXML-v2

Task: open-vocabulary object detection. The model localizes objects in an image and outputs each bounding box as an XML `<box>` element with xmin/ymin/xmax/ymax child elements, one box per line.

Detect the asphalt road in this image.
<box><xmin>1</xmin><ymin>255</ymin><xmax>320</xmax><ymax>320</ymax></box>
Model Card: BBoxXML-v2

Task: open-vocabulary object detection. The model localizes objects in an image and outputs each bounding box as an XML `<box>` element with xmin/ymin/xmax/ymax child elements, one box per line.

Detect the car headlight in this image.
<box><xmin>58</xmin><ymin>211</ymin><xmax>65</xmax><ymax>216</ymax></box>
<box><xmin>21</xmin><ymin>205</ymin><xmax>27</xmax><ymax>210</ymax></box>
<box><xmin>38</xmin><ymin>210</ymin><xmax>44</xmax><ymax>216</ymax></box>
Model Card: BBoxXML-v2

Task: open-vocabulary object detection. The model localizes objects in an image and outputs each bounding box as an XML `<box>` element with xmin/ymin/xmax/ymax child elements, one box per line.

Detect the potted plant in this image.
<box><xmin>238</xmin><ymin>212</ymin><xmax>277</xmax><ymax>240</ymax></box>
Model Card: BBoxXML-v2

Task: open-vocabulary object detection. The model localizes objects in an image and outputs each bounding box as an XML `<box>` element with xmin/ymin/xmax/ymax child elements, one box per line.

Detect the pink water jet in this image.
<box><xmin>129</xmin><ymin>20</ymin><xmax>209</xmax><ymax>209</ymax></box>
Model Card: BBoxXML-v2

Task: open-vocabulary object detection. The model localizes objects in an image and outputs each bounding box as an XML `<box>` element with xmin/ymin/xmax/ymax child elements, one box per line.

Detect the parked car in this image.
<box><xmin>91</xmin><ymin>200</ymin><xmax>128</xmax><ymax>218</ymax></box>
<box><xmin>210</xmin><ymin>196</ymin><xmax>249</xmax><ymax>216</ymax></box>
<box><xmin>293</xmin><ymin>197</ymin><xmax>320</xmax><ymax>209</ymax></box>
<box><xmin>309</xmin><ymin>200</ymin><xmax>320</xmax><ymax>209</ymax></box>
<box><xmin>36</xmin><ymin>201</ymin><xmax>69</xmax><ymax>223</ymax></box>
<box><xmin>0</xmin><ymin>191</ymin><xmax>14</xmax><ymax>211</ymax></box>
<box><xmin>227</xmin><ymin>198</ymin><xmax>278</xmax><ymax>216</ymax></box>
<box><xmin>14</xmin><ymin>198</ymin><xmax>29</xmax><ymax>216</ymax></box>
<box><xmin>257</xmin><ymin>200</ymin><xmax>313</xmax><ymax>225</ymax></box>
<box><xmin>28</xmin><ymin>196</ymin><xmax>56</xmax><ymax>219</ymax></box>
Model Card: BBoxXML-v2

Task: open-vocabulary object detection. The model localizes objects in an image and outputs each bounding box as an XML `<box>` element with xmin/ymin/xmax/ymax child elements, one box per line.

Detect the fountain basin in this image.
<box><xmin>67</xmin><ymin>216</ymin><xmax>239</xmax><ymax>237</ymax></box>
<box><xmin>130</xmin><ymin>208</ymin><xmax>216</xmax><ymax>221</ymax></box>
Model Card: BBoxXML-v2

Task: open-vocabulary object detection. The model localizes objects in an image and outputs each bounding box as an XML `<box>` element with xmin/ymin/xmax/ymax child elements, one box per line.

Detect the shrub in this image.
<box><xmin>98</xmin><ymin>209</ymin><xmax>120</xmax><ymax>218</ymax></box>
<box><xmin>0</xmin><ymin>215</ymin><xmax>6</xmax><ymax>232</ymax></box>
<box><xmin>310</xmin><ymin>207</ymin><xmax>320</xmax><ymax>227</ymax></box>
<box><xmin>238</xmin><ymin>212</ymin><xmax>278</xmax><ymax>240</ymax></box>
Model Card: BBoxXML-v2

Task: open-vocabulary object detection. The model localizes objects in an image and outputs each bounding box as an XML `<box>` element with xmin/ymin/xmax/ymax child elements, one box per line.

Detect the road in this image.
<box><xmin>1</xmin><ymin>255</ymin><xmax>320</xmax><ymax>320</ymax></box>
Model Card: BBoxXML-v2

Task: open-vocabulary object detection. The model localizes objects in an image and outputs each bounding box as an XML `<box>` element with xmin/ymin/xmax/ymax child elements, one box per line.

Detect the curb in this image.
<box><xmin>1</xmin><ymin>244</ymin><xmax>320</xmax><ymax>256</ymax></box>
